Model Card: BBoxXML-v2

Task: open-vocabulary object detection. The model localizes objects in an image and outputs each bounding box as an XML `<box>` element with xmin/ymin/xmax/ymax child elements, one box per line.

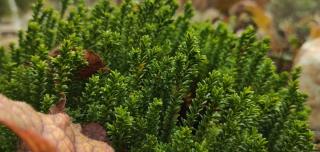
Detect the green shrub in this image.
<box><xmin>0</xmin><ymin>0</ymin><xmax>314</xmax><ymax>151</ymax></box>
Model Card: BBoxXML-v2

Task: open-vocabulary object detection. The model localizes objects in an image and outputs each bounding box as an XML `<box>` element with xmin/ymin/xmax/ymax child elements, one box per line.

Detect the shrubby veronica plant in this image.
<box><xmin>0</xmin><ymin>0</ymin><xmax>314</xmax><ymax>151</ymax></box>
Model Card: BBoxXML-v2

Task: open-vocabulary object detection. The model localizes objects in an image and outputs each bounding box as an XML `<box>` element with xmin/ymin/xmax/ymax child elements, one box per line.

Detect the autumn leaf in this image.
<box><xmin>81</xmin><ymin>123</ymin><xmax>110</xmax><ymax>143</ymax></box>
<box><xmin>49</xmin><ymin>49</ymin><xmax>110</xmax><ymax>79</ymax></box>
<box><xmin>0</xmin><ymin>94</ymin><xmax>114</xmax><ymax>152</ymax></box>
<box><xmin>79</xmin><ymin>50</ymin><xmax>110</xmax><ymax>79</ymax></box>
<box><xmin>309</xmin><ymin>20</ymin><xmax>320</xmax><ymax>39</ymax></box>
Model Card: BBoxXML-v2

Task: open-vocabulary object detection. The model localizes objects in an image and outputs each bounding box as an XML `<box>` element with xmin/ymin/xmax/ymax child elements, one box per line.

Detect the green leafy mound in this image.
<box><xmin>0</xmin><ymin>0</ymin><xmax>314</xmax><ymax>151</ymax></box>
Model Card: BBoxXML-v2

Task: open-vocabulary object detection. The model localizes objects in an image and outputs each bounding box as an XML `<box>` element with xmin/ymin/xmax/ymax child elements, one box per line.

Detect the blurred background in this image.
<box><xmin>0</xmin><ymin>0</ymin><xmax>97</xmax><ymax>46</ymax></box>
<box><xmin>1</xmin><ymin>0</ymin><xmax>320</xmax><ymax>146</ymax></box>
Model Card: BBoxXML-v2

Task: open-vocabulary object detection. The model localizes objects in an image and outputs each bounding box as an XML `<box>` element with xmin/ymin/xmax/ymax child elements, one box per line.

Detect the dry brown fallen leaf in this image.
<box><xmin>79</xmin><ymin>50</ymin><xmax>110</xmax><ymax>79</ymax></box>
<box><xmin>49</xmin><ymin>49</ymin><xmax>110</xmax><ymax>80</ymax></box>
<box><xmin>0</xmin><ymin>94</ymin><xmax>114</xmax><ymax>152</ymax></box>
<box><xmin>81</xmin><ymin>123</ymin><xmax>109</xmax><ymax>143</ymax></box>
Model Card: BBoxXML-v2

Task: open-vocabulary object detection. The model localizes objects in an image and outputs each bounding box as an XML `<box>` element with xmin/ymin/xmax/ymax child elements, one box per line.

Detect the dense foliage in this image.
<box><xmin>0</xmin><ymin>0</ymin><xmax>314</xmax><ymax>151</ymax></box>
